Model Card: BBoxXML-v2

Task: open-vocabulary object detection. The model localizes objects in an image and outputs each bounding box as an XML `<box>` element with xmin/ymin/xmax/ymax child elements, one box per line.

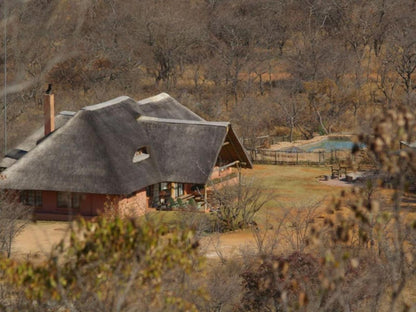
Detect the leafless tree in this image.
<box><xmin>0</xmin><ymin>191</ymin><xmax>32</xmax><ymax>258</ymax></box>
<box><xmin>281</xmin><ymin>200</ymin><xmax>322</xmax><ymax>253</ymax></box>
<box><xmin>210</xmin><ymin>176</ymin><xmax>275</xmax><ymax>232</ymax></box>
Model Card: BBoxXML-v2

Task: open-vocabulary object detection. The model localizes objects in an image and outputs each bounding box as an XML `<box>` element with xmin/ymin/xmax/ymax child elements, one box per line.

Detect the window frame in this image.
<box><xmin>174</xmin><ymin>183</ymin><xmax>184</xmax><ymax>198</ymax></box>
<box><xmin>20</xmin><ymin>190</ymin><xmax>42</xmax><ymax>207</ymax></box>
<box><xmin>57</xmin><ymin>192</ymin><xmax>80</xmax><ymax>209</ymax></box>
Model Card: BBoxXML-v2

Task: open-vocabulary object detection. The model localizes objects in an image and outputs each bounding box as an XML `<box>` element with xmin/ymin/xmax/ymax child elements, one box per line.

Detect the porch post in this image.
<box><xmin>170</xmin><ymin>182</ymin><xmax>176</xmax><ymax>199</ymax></box>
<box><xmin>204</xmin><ymin>185</ymin><xmax>208</xmax><ymax>212</ymax></box>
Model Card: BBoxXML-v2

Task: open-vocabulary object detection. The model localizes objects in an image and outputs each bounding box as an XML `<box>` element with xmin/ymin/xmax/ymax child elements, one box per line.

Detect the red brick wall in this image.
<box><xmin>89</xmin><ymin>194</ymin><xmax>108</xmax><ymax>216</ymax></box>
<box><xmin>41</xmin><ymin>191</ymin><xmax>57</xmax><ymax>211</ymax></box>
<box><xmin>210</xmin><ymin>166</ymin><xmax>233</xmax><ymax>180</ymax></box>
<box><xmin>184</xmin><ymin>183</ymin><xmax>193</xmax><ymax>195</ymax></box>
<box><xmin>117</xmin><ymin>189</ymin><xmax>147</xmax><ymax>218</ymax></box>
<box><xmin>34</xmin><ymin>191</ymin><xmax>147</xmax><ymax>220</ymax></box>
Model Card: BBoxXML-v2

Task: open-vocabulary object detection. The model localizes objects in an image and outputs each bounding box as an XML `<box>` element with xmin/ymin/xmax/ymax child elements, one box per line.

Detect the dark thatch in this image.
<box><xmin>0</xmin><ymin>112</ymin><xmax>74</xmax><ymax>169</ymax></box>
<box><xmin>0</xmin><ymin>93</ymin><xmax>252</xmax><ymax>195</ymax></box>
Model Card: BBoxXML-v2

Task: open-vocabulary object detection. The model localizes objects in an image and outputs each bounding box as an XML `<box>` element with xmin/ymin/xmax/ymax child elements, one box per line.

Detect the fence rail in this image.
<box><xmin>248</xmin><ymin>149</ymin><xmax>353</xmax><ymax>165</ymax></box>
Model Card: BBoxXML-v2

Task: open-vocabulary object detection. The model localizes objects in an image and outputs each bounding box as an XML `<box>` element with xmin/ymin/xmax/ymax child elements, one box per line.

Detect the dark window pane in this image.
<box><xmin>72</xmin><ymin>193</ymin><xmax>80</xmax><ymax>209</ymax></box>
<box><xmin>57</xmin><ymin>192</ymin><xmax>71</xmax><ymax>208</ymax></box>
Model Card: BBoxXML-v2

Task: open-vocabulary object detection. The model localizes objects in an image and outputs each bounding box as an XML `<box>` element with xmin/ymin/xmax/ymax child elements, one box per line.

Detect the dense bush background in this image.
<box><xmin>1</xmin><ymin>0</ymin><xmax>415</xmax><ymax>149</ymax></box>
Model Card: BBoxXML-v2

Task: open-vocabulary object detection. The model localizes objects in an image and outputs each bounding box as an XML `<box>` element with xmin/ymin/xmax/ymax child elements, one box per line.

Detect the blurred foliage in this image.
<box><xmin>0</xmin><ymin>216</ymin><xmax>203</xmax><ymax>311</ymax></box>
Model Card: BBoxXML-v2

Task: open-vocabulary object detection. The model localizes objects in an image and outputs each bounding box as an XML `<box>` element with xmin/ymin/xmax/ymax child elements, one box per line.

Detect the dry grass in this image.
<box><xmin>243</xmin><ymin>165</ymin><xmax>343</xmax><ymax>217</ymax></box>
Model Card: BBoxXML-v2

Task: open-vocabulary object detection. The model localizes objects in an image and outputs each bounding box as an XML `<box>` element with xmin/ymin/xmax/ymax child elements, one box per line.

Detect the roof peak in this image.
<box><xmin>82</xmin><ymin>96</ymin><xmax>132</xmax><ymax>111</ymax></box>
<box><xmin>137</xmin><ymin>92</ymin><xmax>170</xmax><ymax>105</ymax></box>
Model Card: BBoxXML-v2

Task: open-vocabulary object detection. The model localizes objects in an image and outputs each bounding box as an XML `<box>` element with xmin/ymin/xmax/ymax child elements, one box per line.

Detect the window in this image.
<box><xmin>132</xmin><ymin>146</ymin><xmax>149</xmax><ymax>163</ymax></box>
<box><xmin>20</xmin><ymin>190</ymin><xmax>42</xmax><ymax>207</ymax></box>
<box><xmin>174</xmin><ymin>183</ymin><xmax>184</xmax><ymax>198</ymax></box>
<box><xmin>160</xmin><ymin>182</ymin><xmax>169</xmax><ymax>192</ymax></box>
<box><xmin>159</xmin><ymin>182</ymin><xmax>170</xmax><ymax>204</ymax></box>
<box><xmin>146</xmin><ymin>185</ymin><xmax>153</xmax><ymax>198</ymax></box>
<box><xmin>72</xmin><ymin>193</ymin><xmax>80</xmax><ymax>209</ymax></box>
<box><xmin>57</xmin><ymin>192</ymin><xmax>70</xmax><ymax>208</ymax></box>
<box><xmin>57</xmin><ymin>192</ymin><xmax>80</xmax><ymax>209</ymax></box>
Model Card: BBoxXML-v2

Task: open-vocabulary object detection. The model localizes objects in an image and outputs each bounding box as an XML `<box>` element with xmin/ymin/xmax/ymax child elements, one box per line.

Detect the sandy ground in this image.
<box><xmin>12</xmin><ymin>220</ymin><xmax>258</xmax><ymax>261</ymax></box>
<box><xmin>319</xmin><ymin>178</ymin><xmax>356</xmax><ymax>188</ymax></box>
<box><xmin>199</xmin><ymin>231</ymin><xmax>257</xmax><ymax>259</ymax></box>
<box><xmin>12</xmin><ymin>221</ymin><xmax>70</xmax><ymax>260</ymax></box>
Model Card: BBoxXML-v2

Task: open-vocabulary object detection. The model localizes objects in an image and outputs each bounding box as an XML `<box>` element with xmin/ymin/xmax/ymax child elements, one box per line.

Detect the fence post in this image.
<box><xmin>274</xmin><ymin>150</ymin><xmax>277</xmax><ymax>165</ymax></box>
<box><xmin>296</xmin><ymin>151</ymin><xmax>299</xmax><ymax>164</ymax></box>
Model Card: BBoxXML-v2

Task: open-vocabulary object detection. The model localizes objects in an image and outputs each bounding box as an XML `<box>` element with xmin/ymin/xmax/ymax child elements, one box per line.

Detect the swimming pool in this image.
<box><xmin>302</xmin><ymin>139</ymin><xmax>360</xmax><ymax>152</ymax></box>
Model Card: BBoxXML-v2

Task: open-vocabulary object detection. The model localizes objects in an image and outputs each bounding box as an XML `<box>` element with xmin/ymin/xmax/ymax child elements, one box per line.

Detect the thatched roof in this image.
<box><xmin>0</xmin><ymin>112</ymin><xmax>74</xmax><ymax>169</ymax></box>
<box><xmin>0</xmin><ymin>93</ymin><xmax>251</xmax><ymax>194</ymax></box>
<box><xmin>136</xmin><ymin>93</ymin><xmax>204</xmax><ymax>121</ymax></box>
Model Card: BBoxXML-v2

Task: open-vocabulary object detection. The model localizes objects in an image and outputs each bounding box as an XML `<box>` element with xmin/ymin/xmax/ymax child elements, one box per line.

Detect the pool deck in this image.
<box><xmin>269</xmin><ymin>134</ymin><xmax>354</xmax><ymax>151</ymax></box>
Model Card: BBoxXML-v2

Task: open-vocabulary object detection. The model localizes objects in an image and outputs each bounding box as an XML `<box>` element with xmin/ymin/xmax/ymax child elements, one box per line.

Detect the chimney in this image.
<box><xmin>43</xmin><ymin>93</ymin><xmax>55</xmax><ymax>136</ymax></box>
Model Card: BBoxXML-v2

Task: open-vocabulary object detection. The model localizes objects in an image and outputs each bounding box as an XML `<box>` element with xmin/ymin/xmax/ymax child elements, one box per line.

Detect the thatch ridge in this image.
<box><xmin>137</xmin><ymin>115</ymin><xmax>229</xmax><ymax>127</ymax></box>
<box><xmin>137</xmin><ymin>93</ymin><xmax>204</xmax><ymax>121</ymax></box>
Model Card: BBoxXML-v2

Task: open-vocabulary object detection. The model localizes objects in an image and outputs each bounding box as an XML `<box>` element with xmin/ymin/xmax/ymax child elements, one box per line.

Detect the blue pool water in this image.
<box><xmin>303</xmin><ymin>139</ymin><xmax>360</xmax><ymax>152</ymax></box>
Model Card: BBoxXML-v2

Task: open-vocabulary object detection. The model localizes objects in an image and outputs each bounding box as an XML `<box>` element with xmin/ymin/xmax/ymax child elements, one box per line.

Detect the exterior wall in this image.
<box><xmin>206</xmin><ymin>176</ymin><xmax>238</xmax><ymax>191</ymax></box>
<box><xmin>41</xmin><ymin>191</ymin><xmax>57</xmax><ymax>212</ymax></box>
<box><xmin>79</xmin><ymin>193</ymin><xmax>93</xmax><ymax>216</ymax></box>
<box><xmin>89</xmin><ymin>194</ymin><xmax>108</xmax><ymax>216</ymax></box>
<box><xmin>33</xmin><ymin>191</ymin><xmax>147</xmax><ymax>220</ymax></box>
<box><xmin>210</xmin><ymin>166</ymin><xmax>233</xmax><ymax>180</ymax></box>
<box><xmin>30</xmin><ymin>174</ymin><xmax>240</xmax><ymax>220</ymax></box>
<box><xmin>207</xmin><ymin>166</ymin><xmax>239</xmax><ymax>191</ymax></box>
<box><xmin>184</xmin><ymin>183</ymin><xmax>193</xmax><ymax>195</ymax></box>
<box><xmin>38</xmin><ymin>191</ymin><xmax>80</xmax><ymax>216</ymax></box>
<box><xmin>35</xmin><ymin>192</ymin><xmax>108</xmax><ymax>219</ymax></box>
<box><xmin>117</xmin><ymin>189</ymin><xmax>147</xmax><ymax>218</ymax></box>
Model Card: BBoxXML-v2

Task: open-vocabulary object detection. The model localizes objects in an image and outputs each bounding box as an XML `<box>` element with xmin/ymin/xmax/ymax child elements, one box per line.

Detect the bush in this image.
<box><xmin>0</xmin><ymin>216</ymin><xmax>203</xmax><ymax>311</ymax></box>
<box><xmin>240</xmin><ymin>252</ymin><xmax>320</xmax><ymax>311</ymax></box>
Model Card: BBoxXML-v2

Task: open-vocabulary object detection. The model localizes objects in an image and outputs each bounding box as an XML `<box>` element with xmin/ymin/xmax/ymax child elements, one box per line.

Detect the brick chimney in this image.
<box><xmin>43</xmin><ymin>93</ymin><xmax>55</xmax><ymax>136</ymax></box>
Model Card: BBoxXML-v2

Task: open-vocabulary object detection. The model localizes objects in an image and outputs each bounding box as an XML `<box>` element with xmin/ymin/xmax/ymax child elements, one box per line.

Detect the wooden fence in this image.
<box><xmin>248</xmin><ymin>149</ymin><xmax>353</xmax><ymax>165</ymax></box>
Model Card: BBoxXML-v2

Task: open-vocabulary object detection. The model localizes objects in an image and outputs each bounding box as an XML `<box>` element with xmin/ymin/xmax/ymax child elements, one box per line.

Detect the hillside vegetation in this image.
<box><xmin>0</xmin><ymin>2</ymin><xmax>416</xmax><ymax>311</ymax></box>
<box><xmin>1</xmin><ymin>0</ymin><xmax>415</xmax><ymax>149</ymax></box>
